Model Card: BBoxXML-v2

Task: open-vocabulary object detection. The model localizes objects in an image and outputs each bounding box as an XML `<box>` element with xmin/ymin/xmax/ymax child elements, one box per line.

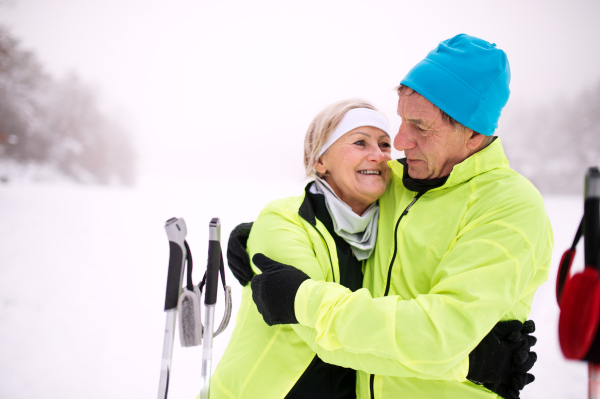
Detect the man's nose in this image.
<box><xmin>394</xmin><ymin>123</ymin><xmax>416</xmax><ymax>152</ymax></box>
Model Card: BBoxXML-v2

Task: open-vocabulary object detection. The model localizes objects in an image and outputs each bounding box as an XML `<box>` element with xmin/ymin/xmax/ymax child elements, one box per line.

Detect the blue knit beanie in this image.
<box><xmin>400</xmin><ymin>34</ymin><xmax>510</xmax><ymax>136</ymax></box>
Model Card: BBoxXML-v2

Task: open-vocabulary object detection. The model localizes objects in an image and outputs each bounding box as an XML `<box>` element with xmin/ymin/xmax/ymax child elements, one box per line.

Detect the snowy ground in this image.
<box><xmin>0</xmin><ymin>181</ymin><xmax>589</xmax><ymax>398</ymax></box>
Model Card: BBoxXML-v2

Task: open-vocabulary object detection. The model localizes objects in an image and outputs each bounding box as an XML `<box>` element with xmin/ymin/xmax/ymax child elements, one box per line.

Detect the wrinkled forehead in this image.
<box><xmin>397</xmin><ymin>91</ymin><xmax>445</xmax><ymax>126</ymax></box>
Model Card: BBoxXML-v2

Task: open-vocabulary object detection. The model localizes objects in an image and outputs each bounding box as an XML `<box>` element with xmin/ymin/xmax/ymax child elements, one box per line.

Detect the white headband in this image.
<box><xmin>317</xmin><ymin>108</ymin><xmax>390</xmax><ymax>160</ymax></box>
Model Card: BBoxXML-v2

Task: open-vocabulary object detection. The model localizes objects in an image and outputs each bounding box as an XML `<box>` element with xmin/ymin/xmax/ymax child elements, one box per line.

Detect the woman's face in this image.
<box><xmin>316</xmin><ymin>126</ymin><xmax>392</xmax><ymax>214</ymax></box>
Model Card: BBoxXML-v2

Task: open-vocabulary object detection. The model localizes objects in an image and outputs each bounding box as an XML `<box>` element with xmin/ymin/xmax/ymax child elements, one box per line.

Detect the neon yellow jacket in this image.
<box><xmin>292</xmin><ymin>139</ymin><xmax>554</xmax><ymax>398</ymax></box>
<box><xmin>210</xmin><ymin>191</ymin><xmax>351</xmax><ymax>399</ymax></box>
<box><xmin>210</xmin><ymin>186</ymin><xmax>466</xmax><ymax>399</ymax></box>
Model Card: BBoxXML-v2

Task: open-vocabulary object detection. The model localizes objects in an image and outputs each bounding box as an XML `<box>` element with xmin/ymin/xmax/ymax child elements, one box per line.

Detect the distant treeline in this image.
<box><xmin>0</xmin><ymin>25</ymin><xmax>135</xmax><ymax>185</ymax></box>
<box><xmin>499</xmin><ymin>80</ymin><xmax>600</xmax><ymax>195</ymax></box>
<box><xmin>1</xmin><ymin>23</ymin><xmax>598</xmax><ymax>192</ymax></box>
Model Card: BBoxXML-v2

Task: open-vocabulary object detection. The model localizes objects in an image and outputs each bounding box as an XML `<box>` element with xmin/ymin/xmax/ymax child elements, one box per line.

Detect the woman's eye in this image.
<box><xmin>354</xmin><ymin>140</ymin><xmax>366</xmax><ymax>146</ymax></box>
<box><xmin>380</xmin><ymin>142</ymin><xmax>391</xmax><ymax>150</ymax></box>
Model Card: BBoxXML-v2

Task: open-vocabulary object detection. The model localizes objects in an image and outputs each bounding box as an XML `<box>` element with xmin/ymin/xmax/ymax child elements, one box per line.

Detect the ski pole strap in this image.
<box><xmin>214</xmin><ymin>285</ymin><xmax>232</xmax><ymax>337</ymax></box>
<box><xmin>219</xmin><ymin>252</ymin><xmax>227</xmax><ymax>288</ymax></box>
<box><xmin>557</xmin><ymin>217</ymin><xmax>584</xmax><ymax>304</ymax></box>
<box><xmin>572</xmin><ymin>218</ymin><xmax>584</xmax><ymax>251</ymax></box>
<box><xmin>198</xmin><ymin>245</ymin><xmax>227</xmax><ymax>294</ymax></box>
<box><xmin>184</xmin><ymin>241</ymin><xmax>194</xmax><ymax>291</ymax></box>
<box><xmin>197</xmin><ymin>243</ymin><xmax>232</xmax><ymax>338</ymax></box>
<box><xmin>214</xmin><ymin>253</ymin><xmax>232</xmax><ymax>336</ymax></box>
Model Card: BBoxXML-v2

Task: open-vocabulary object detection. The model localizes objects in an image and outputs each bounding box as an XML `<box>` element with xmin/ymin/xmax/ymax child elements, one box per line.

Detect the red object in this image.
<box><xmin>559</xmin><ymin>267</ymin><xmax>600</xmax><ymax>360</ymax></box>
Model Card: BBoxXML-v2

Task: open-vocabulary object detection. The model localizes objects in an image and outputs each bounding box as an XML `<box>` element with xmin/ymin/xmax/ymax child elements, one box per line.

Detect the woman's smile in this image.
<box><xmin>316</xmin><ymin>126</ymin><xmax>392</xmax><ymax>215</ymax></box>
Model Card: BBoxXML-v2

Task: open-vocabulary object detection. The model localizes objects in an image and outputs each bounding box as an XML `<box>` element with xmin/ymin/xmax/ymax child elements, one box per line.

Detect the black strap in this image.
<box><xmin>219</xmin><ymin>246</ymin><xmax>227</xmax><ymax>288</ymax></box>
<box><xmin>557</xmin><ymin>217</ymin><xmax>584</xmax><ymax>303</ymax></box>
<box><xmin>571</xmin><ymin>218</ymin><xmax>584</xmax><ymax>251</ymax></box>
<box><xmin>184</xmin><ymin>240</ymin><xmax>194</xmax><ymax>291</ymax></box>
<box><xmin>198</xmin><ymin>242</ymin><xmax>227</xmax><ymax>294</ymax></box>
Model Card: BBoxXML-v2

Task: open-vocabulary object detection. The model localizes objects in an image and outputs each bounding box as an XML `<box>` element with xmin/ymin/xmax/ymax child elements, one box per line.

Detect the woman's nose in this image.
<box><xmin>394</xmin><ymin>123</ymin><xmax>416</xmax><ymax>152</ymax></box>
<box><xmin>367</xmin><ymin>145</ymin><xmax>386</xmax><ymax>163</ymax></box>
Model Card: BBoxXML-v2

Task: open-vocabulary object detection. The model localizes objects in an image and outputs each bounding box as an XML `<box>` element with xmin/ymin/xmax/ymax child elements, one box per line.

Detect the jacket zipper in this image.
<box><xmin>383</xmin><ymin>192</ymin><xmax>425</xmax><ymax>296</ymax></box>
<box><xmin>370</xmin><ymin>191</ymin><xmax>425</xmax><ymax>399</ymax></box>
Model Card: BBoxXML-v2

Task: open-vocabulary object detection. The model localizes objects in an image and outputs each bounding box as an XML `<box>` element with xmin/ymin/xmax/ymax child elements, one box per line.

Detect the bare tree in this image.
<box><xmin>0</xmin><ymin>25</ymin><xmax>136</xmax><ymax>185</ymax></box>
<box><xmin>500</xmin><ymin>80</ymin><xmax>600</xmax><ymax>194</ymax></box>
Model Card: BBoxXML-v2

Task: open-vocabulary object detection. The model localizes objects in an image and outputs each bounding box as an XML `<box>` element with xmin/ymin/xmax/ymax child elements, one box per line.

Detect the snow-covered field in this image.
<box><xmin>0</xmin><ymin>181</ymin><xmax>588</xmax><ymax>398</ymax></box>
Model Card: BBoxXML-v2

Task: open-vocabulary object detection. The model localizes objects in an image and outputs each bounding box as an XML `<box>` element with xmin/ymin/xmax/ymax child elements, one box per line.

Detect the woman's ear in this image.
<box><xmin>315</xmin><ymin>157</ymin><xmax>327</xmax><ymax>175</ymax></box>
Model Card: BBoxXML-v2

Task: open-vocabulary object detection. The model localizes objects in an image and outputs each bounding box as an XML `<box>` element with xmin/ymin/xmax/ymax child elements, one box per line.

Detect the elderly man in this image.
<box><xmin>242</xmin><ymin>34</ymin><xmax>553</xmax><ymax>398</ymax></box>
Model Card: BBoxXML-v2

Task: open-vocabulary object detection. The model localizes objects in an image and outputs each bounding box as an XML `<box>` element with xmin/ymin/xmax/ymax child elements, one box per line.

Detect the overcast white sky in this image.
<box><xmin>1</xmin><ymin>0</ymin><xmax>599</xmax><ymax>184</ymax></box>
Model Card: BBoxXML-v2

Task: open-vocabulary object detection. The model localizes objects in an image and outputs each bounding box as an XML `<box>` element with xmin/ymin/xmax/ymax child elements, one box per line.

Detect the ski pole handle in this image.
<box><xmin>164</xmin><ymin>218</ymin><xmax>188</xmax><ymax>309</ymax></box>
<box><xmin>158</xmin><ymin>218</ymin><xmax>188</xmax><ymax>399</ymax></box>
<box><xmin>585</xmin><ymin>168</ymin><xmax>600</xmax><ymax>269</ymax></box>
<box><xmin>584</xmin><ymin>168</ymin><xmax>600</xmax><ymax>399</ymax></box>
<box><xmin>205</xmin><ymin>218</ymin><xmax>221</xmax><ymax>305</ymax></box>
<box><xmin>200</xmin><ymin>218</ymin><xmax>221</xmax><ymax>399</ymax></box>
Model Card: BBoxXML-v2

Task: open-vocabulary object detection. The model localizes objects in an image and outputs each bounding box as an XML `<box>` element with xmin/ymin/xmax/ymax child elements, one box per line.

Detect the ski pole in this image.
<box><xmin>586</xmin><ymin>168</ymin><xmax>600</xmax><ymax>399</ymax></box>
<box><xmin>158</xmin><ymin>217</ymin><xmax>188</xmax><ymax>399</ymax></box>
<box><xmin>199</xmin><ymin>218</ymin><xmax>222</xmax><ymax>399</ymax></box>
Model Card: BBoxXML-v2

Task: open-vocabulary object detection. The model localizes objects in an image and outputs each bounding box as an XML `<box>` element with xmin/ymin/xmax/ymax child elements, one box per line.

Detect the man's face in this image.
<box><xmin>394</xmin><ymin>90</ymin><xmax>473</xmax><ymax>180</ymax></box>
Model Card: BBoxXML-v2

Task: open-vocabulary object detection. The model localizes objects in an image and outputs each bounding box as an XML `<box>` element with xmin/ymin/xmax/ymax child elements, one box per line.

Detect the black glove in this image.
<box><xmin>226</xmin><ymin>222</ymin><xmax>254</xmax><ymax>286</ymax></box>
<box><xmin>250</xmin><ymin>253</ymin><xmax>310</xmax><ymax>326</ymax></box>
<box><xmin>468</xmin><ymin>320</ymin><xmax>537</xmax><ymax>399</ymax></box>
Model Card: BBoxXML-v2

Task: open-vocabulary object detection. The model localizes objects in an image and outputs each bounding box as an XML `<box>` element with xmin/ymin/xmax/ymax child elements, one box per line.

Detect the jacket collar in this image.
<box><xmin>390</xmin><ymin>137</ymin><xmax>509</xmax><ymax>192</ymax></box>
<box><xmin>299</xmin><ymin>182</ymin><xmax>317</xmax><ymax>226</ymax></box>
<box><xmin>398</xmin><ymin>158</ymin><xmax>448</xmax><ymax>193</ymax></box>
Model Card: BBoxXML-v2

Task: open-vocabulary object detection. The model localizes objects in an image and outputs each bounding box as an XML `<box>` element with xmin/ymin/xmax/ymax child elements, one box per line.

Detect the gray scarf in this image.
<box><xmin>312</xmin><ymin>178</ymin><xmax>379</xmax><ymax>260</ymax></box>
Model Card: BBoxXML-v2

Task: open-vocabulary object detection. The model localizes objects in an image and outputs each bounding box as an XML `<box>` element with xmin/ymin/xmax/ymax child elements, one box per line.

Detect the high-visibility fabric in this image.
<box><xmin>209</xmin><ymin>194</ymin><xmax>337</xmax><ymax>399</ymax></box>
<box><xmin>210</xmin><ymin>189</ymin><xmax>466</xmax><ymax>399</ymax></box>
<box><xmin>293</xmin><ymin>138</ymin><xmax>554</xmax><ymax>398</ymax></box>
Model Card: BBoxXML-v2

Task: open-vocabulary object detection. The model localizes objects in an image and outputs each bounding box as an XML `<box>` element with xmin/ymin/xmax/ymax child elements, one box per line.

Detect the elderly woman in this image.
<box><xmin>211</xmin><ymin>99</ymin><xmax>535</xmax><ymax>399</ymax></box>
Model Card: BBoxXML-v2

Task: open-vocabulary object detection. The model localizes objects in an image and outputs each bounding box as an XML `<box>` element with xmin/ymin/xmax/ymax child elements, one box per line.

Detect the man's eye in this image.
<box><xmin>415</xmin><ymin>126</ymin><xmax>429</xmax><ymax>136</ymax></box>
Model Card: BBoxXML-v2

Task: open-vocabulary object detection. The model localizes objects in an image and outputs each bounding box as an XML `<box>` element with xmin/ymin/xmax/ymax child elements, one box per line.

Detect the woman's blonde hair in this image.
<box><xmin>303</xmin><ymin>98</ymin><xmax>379</xmax><ymax>179</ymax></box>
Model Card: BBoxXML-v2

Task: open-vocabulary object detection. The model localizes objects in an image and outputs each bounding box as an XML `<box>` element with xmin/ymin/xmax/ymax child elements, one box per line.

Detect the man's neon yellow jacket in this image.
<box><xmin>291</xmin><ymin>138</ymin><xmax>554</xmax><ymax>398</ymax></box>
<box><xmin>210</xmin><ymin>172</ymin><xmax>470</xmax><ymax>398</ymax></box>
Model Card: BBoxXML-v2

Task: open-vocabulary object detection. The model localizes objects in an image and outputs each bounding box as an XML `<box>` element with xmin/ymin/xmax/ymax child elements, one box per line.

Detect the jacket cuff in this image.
<box><xmin>455</xmin><ymin>356</ymin><xmax>469</xmax><ymax>382</ymax></box>
<box><xmin>295</xmin><ymin>279</ymin><xmax>320</xmax><ymax>327</ymax></box>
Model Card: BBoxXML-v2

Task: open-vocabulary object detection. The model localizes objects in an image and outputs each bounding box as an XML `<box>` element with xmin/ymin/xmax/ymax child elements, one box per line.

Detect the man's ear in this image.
<box><xmin>466</xmin><ymin>130</ymin><xmax>486</xmax><ymax>151</ymax></box>
<box><xmin>315</xmin><ymin>157</ymin><xmax>327</xmax><ymax>175</ymax></box>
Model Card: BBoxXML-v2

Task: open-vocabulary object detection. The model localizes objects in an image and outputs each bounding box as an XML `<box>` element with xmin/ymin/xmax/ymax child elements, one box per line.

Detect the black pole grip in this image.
<box><xmin>205</xmin><ymin>240</ymin><xmax>221</xmax><ymax>305</ymax></box>
<box><xmin>585</xmin><ymin>168</ymin><xmax>600</xmax><ymax>269</ymax></box>
<box><xmin>164</xmin><ymin>241</ymin><xmax>184</xmax><ymax>311</ymax></box>
<box><xmin>584</xmin><ymin>198</ymin><xmax>600</xmax><ymax>268</ymax></box>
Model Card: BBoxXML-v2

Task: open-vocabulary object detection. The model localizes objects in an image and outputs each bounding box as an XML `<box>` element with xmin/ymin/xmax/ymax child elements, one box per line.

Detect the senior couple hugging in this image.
<box><xmin>202</xmin><ymin>34</ymin><xmax>553</xmax><ymax>399</ymax></box>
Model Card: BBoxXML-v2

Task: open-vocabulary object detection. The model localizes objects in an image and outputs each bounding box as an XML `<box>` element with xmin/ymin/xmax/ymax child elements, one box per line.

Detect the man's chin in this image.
<box><xmin>407</xmin><ymin>167</ymin><xmax>427</xmax><ymax>180</ymax></box>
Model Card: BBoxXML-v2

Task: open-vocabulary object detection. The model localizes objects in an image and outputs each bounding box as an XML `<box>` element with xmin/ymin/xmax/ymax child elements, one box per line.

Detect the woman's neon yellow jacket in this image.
<box><xmin>209</xmin><ymin>189</ymin><xmax>345</xmax><ymax>399</ymax></box>
<box><xmin>291</xmin><ymin>138</ymin><xmax>554</xmax><ymax>398</ymax></box>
